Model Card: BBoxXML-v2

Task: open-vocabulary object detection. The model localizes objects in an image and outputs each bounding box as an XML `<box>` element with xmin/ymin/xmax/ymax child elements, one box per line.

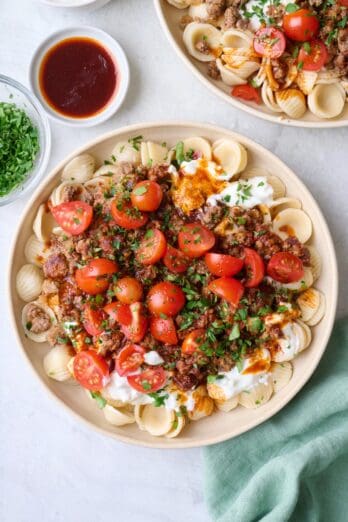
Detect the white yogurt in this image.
<box><xmin>164</xmin><ymin>391</ymin><xmax>196</xmax><ymax>412</ymax></box>
<box><xmin>207</xmin><ymin>176</ymin><xmax>273</xmax><ymax>209</ymax></box>
<box><xmin>144</xmin><ymin>351</ymin><xmax>165</xmax><ymax>366</ymax></box>
<box><xmin>241</xmin><ymin>0</ymin><xmax>293</xmax><ymax>31</ymax></box>
<box><xmin>181</xmin><ymin>159</ymin><xmax>199</xmax><ymax>175</ymax></box>
<box><xmin>103</xmin><ymin>372</ymin><xmax>152</xmax><ymax>406</ymax></box>
<box><xmin>277</xmin><ymin>322</ymin><xmax>301</xmax><ymax>360</ymax></box>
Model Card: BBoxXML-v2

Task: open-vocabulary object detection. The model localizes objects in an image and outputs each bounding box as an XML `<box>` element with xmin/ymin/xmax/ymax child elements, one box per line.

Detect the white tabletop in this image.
<box><xmin>1</xmin><ymin>1</ymin><xmax>347</xmax><ymax>521</ymax></box>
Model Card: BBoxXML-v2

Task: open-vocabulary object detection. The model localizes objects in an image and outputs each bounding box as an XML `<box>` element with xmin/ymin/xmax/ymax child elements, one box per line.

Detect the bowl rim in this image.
<box><xmin>8</xmin><ymin>121</ymin><xmax>338</xmax><ymax>448</ymax></box>
<box><xmin>39</xmin><ymin>0</ymin><xmax>102</xmax><ymax>6</ymax></box>
<box><xmin>153</xmin><ymin>0</ymin><xmax>348</xmax><ymax>129</ymax></box>
<box><xmin>29</xmin><ymin>26</ymin><xmax>130</xmax><ymax>128</ymax></box>
<box><xmin>0</xmin><ymin>74</ymin><xmax>51</xmax><ymax>206</ymax></box>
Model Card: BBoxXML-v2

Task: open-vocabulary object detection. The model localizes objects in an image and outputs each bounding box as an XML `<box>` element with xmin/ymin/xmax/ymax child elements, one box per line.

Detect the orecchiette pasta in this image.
<box><xmin>43</xmin><ymin>344</ymin><xmax>72</xmax><ymax>381</ymax></box>
<box><xmin>16</xmin><ymin>264</ymin><xmax>44</xmax><ymax>302</ymax></box>
<box><xmin>61</xmin><ymin>154</ymin><xmax>95</xmax><ymax>183</ymax></box>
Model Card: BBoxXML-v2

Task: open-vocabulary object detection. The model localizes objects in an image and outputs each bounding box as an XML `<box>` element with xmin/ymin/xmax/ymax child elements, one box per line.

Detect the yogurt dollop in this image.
<box><xmin>207</xmin><ymin>176</ymin><xmax>273</xmax><ymax>209</ymax></box>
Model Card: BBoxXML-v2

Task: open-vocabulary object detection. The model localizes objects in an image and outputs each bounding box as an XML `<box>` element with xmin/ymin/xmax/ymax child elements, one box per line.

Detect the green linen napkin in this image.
<box><xmin>204</xmin><ymin>318</ymin><xmax>348</xmax><ymax>522</ymax></box>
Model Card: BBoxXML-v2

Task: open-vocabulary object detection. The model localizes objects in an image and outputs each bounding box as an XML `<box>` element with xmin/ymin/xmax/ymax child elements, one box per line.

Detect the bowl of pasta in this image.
<box><xmin>9</xmin><ymin>122</ymin><xmax>337</xmax><ymax>447</ymax></box>
<box><xmin>154</xmin><ymin>0</ymin><xmax>348</xmax><ymax>127</ymax></box>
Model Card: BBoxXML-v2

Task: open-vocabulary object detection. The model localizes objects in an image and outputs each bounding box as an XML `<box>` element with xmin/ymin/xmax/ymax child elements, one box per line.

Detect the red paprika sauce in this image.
<box><xmin>39</xmin><ymin>37</ymin><xmax>117</xmax><ymax>118</ymax></box>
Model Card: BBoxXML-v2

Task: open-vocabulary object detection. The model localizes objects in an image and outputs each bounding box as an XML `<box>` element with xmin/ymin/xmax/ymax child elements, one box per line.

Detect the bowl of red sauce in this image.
<box><xmin>30</xmin><ymin>27</ymin><xmax>129</xmax><ymax>127</ymax></box>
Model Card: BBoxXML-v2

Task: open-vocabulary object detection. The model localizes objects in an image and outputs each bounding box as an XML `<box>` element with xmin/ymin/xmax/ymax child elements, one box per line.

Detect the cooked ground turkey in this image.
<box><xmin>43</xmin><ymin>253</ymin><xmax>69</xmax><ymax>280</ymax></box>
<box><xmin>26</xmin><ymin>304</ymin><xmax>51</xmax><ymax>334</ymax></box>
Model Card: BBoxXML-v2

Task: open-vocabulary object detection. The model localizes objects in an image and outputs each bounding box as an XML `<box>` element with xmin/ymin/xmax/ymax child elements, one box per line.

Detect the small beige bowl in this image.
<box><xmin>8</xmin><ymin>122</ymin><xmax>337</xmax><ymax>448</ymax></box>
<box><xmin>154</xmin><ymin>0</ymin><xmax>348</xmax><ymax>128</ymax></box>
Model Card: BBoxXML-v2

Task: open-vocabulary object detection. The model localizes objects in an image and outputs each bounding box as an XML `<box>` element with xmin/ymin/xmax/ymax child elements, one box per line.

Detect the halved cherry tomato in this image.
<box><xmin>51</xmin><ymin>201</ymin><xmax>93</xmax><ymax>235</ymax></box>
<box><xmin>121</xmin><ymin>302</ymin><xmax>148</xmax><ymax>343</ymax></box>
<box><xmin>208</xmin><ymin>277</ymin><xmax>244</xmax><ymax>307</ymax></box>
<box><xmin>298</xmin><ymin>40</ymin><xmax>328</xmax><ymax>71</ymax></box>
<box><xmin>163</xmin><ymin>245</ymin><xmax>190</xmax><ymax>273</ymax></box>
<box><xmin>83</xmin><ymin>304</ymin><xmax>105</xmax><ymax>336</ymax></box>
<box><xmin>131</xmin><ymin>181</ymin><xmax>163</xmax><ymax>212</ymax></box>
<box><xmin>127</xmin><ymin>367</ymin><xmax>166</xmax><ymax>393</ymax></box>
<box><xmin>267</xmin><ymin>252</ymin><xmax>304</xmax><ymax>283</ymax></box>
<box><xmin>150</xmin><ymin>317</ymin><xmax>178</xmax><ymax>345</ymax></box>
<box><xmin>115</xmin><ymin>344</ymin><xmax>145</xmax><ymax>376</ymax></box>
<box><xmin>339</xmin><ymin>0</ymin><xmax>348</xmax><ymax>5</ymax></box>
<box><xmin>136</xmin><ymin>229</ymin><xmax>167</xmax><ymax>265</ymax></box>
<box><xmin>182</xmin><ymin>329</ymin><xmax>206</xmax><ymax>355</ymax></box>
<box><xmin>231</xmin><ymin>85</ymin><xmax>261</xmax><ymax>104</ymax></box>
<box><xmin>253</xmin><ymin>27</ymin><xmax>286</xmax><ymax>58</ymax></box>
<box><xmin>104</xmin><ymin>301</ymin><xmax>132</xmax><ymax>325</ymax></box>
<box><xmin>147</xmin><ymin>281</ymin><xmax>186</xmax><ymax>316</ymax></box>
<box><xmin>114</xmin><ymin>277</ymin><xmax>143</xmax><ymax>304</ymax></box>
<box><xmin>283</xmin><ymin>9</ymin><xmax>319</xmax><ymax>42</ymax></box>
<box><xmin>178</xmin><ymin>223</ymin><xmax>215</xmax><ymax>258</ymax></box>
<box><xmin>205</xmin><ymin>253</ymin><xmax>244</xmax><ymax>277</ymax></box>
<box><xmin>75</xmin><ymin>258</ymin><xmax>118</xmax><ymax>295</ymax></box>
<box><xmin>73</xmin><ymin>351</ymin><xmax>109</xmax><ymax>391</ymax></box>
<box><xmin>110</xmin><ymin>198</ymin><xmax>148</xmax><ymax>229</ymax></box>
<box><xmin>244</xmin><ymin>248</ymin><xmax>265</xmax><ymax>288</ymax></box>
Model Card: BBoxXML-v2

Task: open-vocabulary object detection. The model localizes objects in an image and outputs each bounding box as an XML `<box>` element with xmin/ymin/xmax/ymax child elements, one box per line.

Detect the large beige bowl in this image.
<box><xmin>8</xmin><ymin>122</ymin><xmax>337</xmax><ymax>448</ymax></box>
<box><xmin>154</xmin><ymin>0</ymin><xmax>348</xmax><ymax>128</ymax></box>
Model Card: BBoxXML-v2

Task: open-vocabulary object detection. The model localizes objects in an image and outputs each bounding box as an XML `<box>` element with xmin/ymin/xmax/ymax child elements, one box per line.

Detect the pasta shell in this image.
<box><xmin>261</xmin><ymin>80</ymin><xmax>282</xmax><ymax>113</ymax></box>
<box><xmin>272</xmin><ymin>208</ymin><xmax>312</xmax><ymax>244</ymax></box>
<box><xmin>296</xmin><ymin>70</ymin><xmax>318</xmax><ymax>95</ymax></box>
<box><xmin>61</xmin><ymin>154</ymin><xmax>95</xmax><ymax>183</ymax></box>
<box><xmin>271</xmin><ymin>321</ymin><xmax>307</xmax><ymax>362</ymax></box>
<box><xmin>183</xmin><ymin>22</ymin><xmax>221</xmax><ymax>62</ymax></box>
<box><xmin>275</xmin><ymin>89</ymin><xmax>307</xmax><ymax>119</ymax></box>
<box><xmin>112</xmin><ymin>141</ymin><xmax>141</xmax><ymax>164</ymax></box>
<box><xmin>282</xmin><ymin>62</ymin><xmax>298</xmax><ymax>89</ymax></box>
<box><xmin>269</xmin><ymin>197</ymin><xmax>301</xmax><ymax>217</ymax></box>
<box><xmin>22</xmin><ymin>300</ymin><xmax>56</xmax><ymax>342</ymax></box>
<box><xmin>240</xmin><ymin>168</ymin><xmax>285</xmax><ymax>198</ymax></box>
<box><xmin>165</xmin><ymin>414</ymin><xmax>187</xmax><ymax>438</ymax></box>
<box><xmin>188</xmin><ymin>2</ymin><xmax>209</xmax><ymax>20</ymax></box>
<box><xmin>50</xmin><ymin>181</ymin><xmax>88</xmax><ymax>207</ymax></box>
<box><xmin>33</xmin><ymin>203</ymin><xmax>57</xmax><ymax>243</ymax></box>
<box><xmin>221</xmin><ymin>29</ymin><xmax>253</xmax><ymax>48</ymax></box>
<box><xmin>101</xmin><ymin>390</ymin><xmax>128</xmax><ymax>409</ymax></box>
<box><xmin>167</xmin><ymin>0</ymin><xmax>191</xmax><ymax>8</ymax></box>
<box><xmin>92</xmin><ymin>164</ymin><xmax>119</xmax><ymax>178</ymax></box>
<box><xmin>147</xmin><ymin>141</ymin><xmax>170</xmax><ymax>165</ymax></box>
<box><xmin>103</xmin><ymin>404</ymin><xmax>135</xmax><ymax>426</ymax></box>
<box><xmin>183</xmin><ymin>137</ymin><xmax>212</xmax><ymax>159</ymax></box>
<box><xmin>280</xmin><ymin>267</ymin><xmax>314</xmax><ymax>292</ymax></box>
<box><xmin>316</xmin><ymin>70</ymin><xmax>340</xmax><ymax>84</ymax></box>
<box><xmin>135</xmin><ymin>404</ymin><xmax>175</xmax><ymax>436</ymax></box>
<box><xmin>216</xmin><ymin>58</ymin><xmax>246</xmax><ymax>86</ymax></box>
<box><xmin>24</xmin><ymin>235</ymin><xmax>47</xmax><ymax>267</ymax></box>
<box><xmin>296</xmin><ymin>319</ymin><xmax>312</xmax><ymax>349</ymax></box>
<box><xmin>307</xmin><ymin>245</ymin><xmax>321</xmax><ymax>282</ymax></box>
<box><xmin>43</xmin><ymin>345</ymin><xmax>72</xmax><ymax>381</ymax></box>
<box><xmin>239</xmin><ymin>379</ymin><xmax>273</xmax><ymax>409</ymax></box>
<box><xmin>140</xmin><ymin>141</ymin><xmax>150</xmax><ymax>166</ymax></box>
<box><xmin>258</xmin><ymin>204</ymin><xmax>272</xmax><ymax>223</ymax></box>
<box><xmin>306</xmin><ymin>292</ymin><xmax>326</xmax><ymax>326</ymax></box>
<box><xmin>297</xmin><ymin>288</ymin><xmax>321</xmax><ymax>322</ymax></box>
<box><xmin>222</xmin><ymin>58</ymin><xmax>260</xmax><ymax>80</ymax></box>
<box><xmin>308</xmin><ymin>83</ymin><xmax>345</xmax><ymax>119</ymax></box>
<box><xmin>270</xmin><ymin>362</ymin><xmax>293</xmax><ymax>392</ymax></box>
<box><xmin>212</xmin><ymin>138</ymin><xmax>248</xmax><ymax>178</ymax></box>
<box><xmin>16</xmin><ymin>264</ymin><xmax>43</xmax><ymax>302</ymax></box>
<box><xmin>215</xmin><ymin>395</ymin><xmax>239</xmax><ymax>412</ymax></box>
<box><xmin>84</xmin><ymin>176</ymin><xmax>113</xmax><ymax>194</ymax></box>
<box><xmin>189</xmin><ymin>386</ymin><xmax>215</xmax><ymax>420</ymax></box>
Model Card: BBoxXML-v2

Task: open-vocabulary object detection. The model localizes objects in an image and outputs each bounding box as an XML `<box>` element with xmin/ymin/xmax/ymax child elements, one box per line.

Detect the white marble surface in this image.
<box><xmin>0</xmin><ymin>1</ymin><xmax>347</xmax><ymax>521</ymax></box>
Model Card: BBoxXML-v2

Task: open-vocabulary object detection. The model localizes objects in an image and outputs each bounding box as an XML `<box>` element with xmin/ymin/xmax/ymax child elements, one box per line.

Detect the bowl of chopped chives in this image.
<box><xmin>0</xmin><ymin>75</ymin><xmax>51</xmax><ymax>206</ymax></box>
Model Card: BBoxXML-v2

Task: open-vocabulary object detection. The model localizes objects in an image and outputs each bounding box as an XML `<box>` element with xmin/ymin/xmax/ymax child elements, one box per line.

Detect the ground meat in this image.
<box><xmin>211</xmin><ymin>353</ymin><xmax>235</xmax><ymax>372</ymax></box>
<box><xmin>26</xmin><ymin>303</ymin><xmax>51</xmax><ymax>334</ymax></box>
<box><xmin>173</xmin><ymin>372</ymin><xmax>199</xmax><ymax>391</ymax></box>
<box><xmin>61</xmin><ymin>185</ymin><xmax>93</xmax><ymax>205</ymax></box>
<box><xmin>99</xmin><ymin>236</ymin><xmax>114</xmax><ymax>255</ymax></box>
<box><xmin>43</xmin><ymin>253</ymin><xmax>69</xmax><ymax>280</ymax></box>
<box><xmin>46</xmin><ymin>324</ymin><xmax>67</xmax><ymax>346</ymax></box>
<box><xmin>195</xmin><ymin>40</ymin><xmax>210</xmax><ymax>54</ymax></box>
<box><xmin>59</xmin><ymin>277</ymin><xmax>81</xmax><ymax>307</ymax></box>
<box><xmin>335</xmin><ymin>28</ymin><xmax>348</xmax><ymax>76</ymax></box>
<box><xmin>282</xmin><ymin>237</ymin><xmax>311</xmax><ymax>265</ymax></box>
<box><xmin>41</xmin><ymin>279</ymin><xmax>59</xmax><ymax>295</ymax></box>
<box><xmin>157</xmin><ymin>344</ymin><xmax>181</xmax><ymax>365</ymax></box>
<box><xmin>194</xmin><ymin>204</ymin><xmax>225</xmax><ymax>229</ymax></box>
<box><xmin>227</xmin><ymin>206</ymin><xmax>264</xmax><ymax>229</ymax></box>
<box><xmin>94</xmin><ymin>330</ymin><xmax>124</xmax><ymax>356</ymax></box>
<box><xmin>254</xmin><ymin>231</ymin><xmax>283</xmax><ymax>260</ymax></box>
<box><xmin>271</xmin><ymin>58</ymin><xmax>288</xmax><ymax>84</ymax></box>
<box><xmin>206</xmin><ymin>0</ymin><xmax>226</xmax><ymax>19</ymax></box>
<box><xmin>135</xmin><ymin>264</ymin><xmax>159</xmax><ymax>284</ymax></box>
<box><xmin>140</xmin><ymin>333</ymin><xmax>159</xmax><ymax>351</ymax></box>
<box><xmin>224</xmin><ymin>5</ymin><xmax>240</xmax><ymax>28</ymax></box>
<box><xmin>75</xmin><ymin>238</ymin><xmax>92</xmax><ymax>259</ymax></box>
<box><xmin>174</xmin><ymin>353</ymin><xmax>208</xmax><ymax>391</ymax></box>
<box><xmin>193</xmin><ymin>308</ymin><xmax>217</xmax><ymax>329</ymax></box>
<box><xmin>266</xmin><ymin>4</ymin><xmax>285</xmax><ymax>24</ymax></box>
<box><xmin>338</xmin><ymin>28</ymin><xmax>348</xmax><ymax>54</ymax></box>
<box><xmin>207</xmin><ymin>60</ymin><xmax>221</xmax><ymax>80</ymax></box>
<box><xmin>148</xmin><ymin>164</ymin><xmax>170</xmax><ymax>181</ymax></box>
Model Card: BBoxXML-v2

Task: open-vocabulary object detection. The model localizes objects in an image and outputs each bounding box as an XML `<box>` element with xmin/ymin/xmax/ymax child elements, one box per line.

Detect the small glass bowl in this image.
<box><xmin>0</xmin><ymin>75</ymin><xmax>51</xmax><ymax>206</ymax></box>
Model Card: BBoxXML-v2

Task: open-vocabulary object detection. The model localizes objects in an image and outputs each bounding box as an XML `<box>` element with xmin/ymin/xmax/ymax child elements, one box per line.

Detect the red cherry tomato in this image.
<box><xmin>131</xmin><ymin>181</ymin><xmax>163</xmax><ymax>212</ymax></box>
<box><xmin>283</xmin><ymin>9</ymin><xmax>319</xmax><ymax>42</ymax></box>
<box><xmin>231</xmin><ymin>84</ymin><xmax>261</xmax><ymax>104</ymax></box>
<box><xmin>178</xmin><ymin>223</ymin><xmax>215</xmax><ymax>258</ymax></box>
<box><xmin>114</xmin><ymin>277</ymin><xmax>143</xmax><ymax>304</ymax></box>
<box><xmin>83</xmin><ymin>304</ymin><xmax>105</xmax><ymax>336</ymax></box>
<box><xmin>150</xmin><ymin>317</ymin><xmax>178</xmax><ymax>345</ymax></box>
<box><xmin>244</xmin><ymin>248</ymin><xmax>265</xmax><ymax>288</ymax></box>
<box><xmin>339</xmin><ymin>0</ymin><xmax>348</xmax><ymax>5</ymax></box>
<box><xmin>136</xmin><ymin>229</ymin><xmax>167</xmax><ymax>265</ymax></box>
<box><xmin>147</xmin><ymin>282</ymin><xmax>186</xmax><ymax>317</ymax></box>
<box><xmin>127</xmin><ymin>367</ymin><xmax>167</xmax><ymax>393</ymax></box>
<box><xmin>208</xmin><ymin>277</ymin><xmax>244</xmax><ymax>307</ymax></box>
<box><xmin>253</xmin><ymin>27</ymin><xmax>286</xmax><ymax>58</ymax></box>
<box><xmin>267</xmin><ymin>252</ymin><xmax>304</xmax><ymax>283</ymax></box>
<box><xmin>73</xmin><ymin>351</ymin><xmax>109</xmax><ymax>391</ymax></box>
<box><xmin>298</xmin><ymin>40</ymin><xmax>329</xmax><ymax>71</ymax></box>
<box><xmin>110</xmin><ymin>198</ymin><xmax>148</xmax><ymax>229</ymax></box>
<box><xmin>51</xmin><ymin>201</ymin><xmax>93</xmax><ymax>236</ymax></box>
<box><xmin>163</xmin><ymin>245</ymin><xmax>191</xmax><ymax>273</ymax></box>
<box><xmin>115</xmin><ymin>344</ymin><xmax>145</xmax><ymax>376</ymax></box>
<box><xmin>181</xmin><ymin>329</ymin><xmax>206</xmax><ymax>355</ymax></box>
<box><xmin>104</xmin><ymin>301</ymin><xmax>132</xmax><ymax>325</ymax></box>
<box><xmin>121</xmin><ymin>302</ymin><xmax>148</xmax><ymax>343</ymax></box>
<box><xmin>205</xmin><ymin>253</ymin><xmax>244</xmax><ymax>277</ymax></box>
<box><xmin>75</xmin><ymin>258</ymin><xmax>118</xmax><ymax>295</ymax></box>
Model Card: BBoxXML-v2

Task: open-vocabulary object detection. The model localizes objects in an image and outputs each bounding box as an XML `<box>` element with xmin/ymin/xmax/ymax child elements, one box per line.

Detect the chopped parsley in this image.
<box><xmin>90</xmin><ymin>391</ymin><xmax>106</xmax><ymax>409</ymax></box>
<box><xmin>128</xmin><ymin>135</ymin><xmax>143</xmax><ymax>151</ymax></box>
<box><xmin>148</xmin><ymin>392</ymin><xmax>168</xmax><ymax>407</ymax></box>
